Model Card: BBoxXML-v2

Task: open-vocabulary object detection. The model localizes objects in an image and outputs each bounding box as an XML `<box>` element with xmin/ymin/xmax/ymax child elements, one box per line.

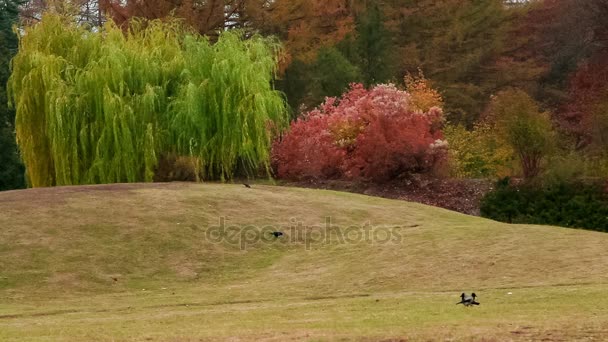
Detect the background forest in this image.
<box><xmin>1</xmin><ymin>0</ymin><xmax>607</xmax><ymax>229</ymax></box>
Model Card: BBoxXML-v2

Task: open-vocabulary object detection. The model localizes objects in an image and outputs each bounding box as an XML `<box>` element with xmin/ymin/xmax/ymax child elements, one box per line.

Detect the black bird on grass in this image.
<box><xmin>270</xmin><ymin>231</ymin><xmax>284</xmax><ymax>238</ymax></box>
<box><xmin>456</xmin><ymin>293</ymin><xmax>479</xmax><ymax>306</ymax></box>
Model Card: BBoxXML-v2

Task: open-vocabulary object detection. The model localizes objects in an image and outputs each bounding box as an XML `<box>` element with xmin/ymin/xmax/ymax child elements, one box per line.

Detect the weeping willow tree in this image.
<box><xmin>8</xmin><ymin>13</ymin><xmax>288</xmax><ymax>187</ymax></box>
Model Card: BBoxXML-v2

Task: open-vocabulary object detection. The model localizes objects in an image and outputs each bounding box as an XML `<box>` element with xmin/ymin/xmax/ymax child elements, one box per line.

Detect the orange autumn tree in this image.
<box><xmin>404</xmin><ymin>70</ymin><xmax>444</xmax><ymax>112</ymax></box>
<box><xmin>99</xmin><ymin>0</ymin><xmax>230</xmax><ymax>37</ymax></box>
<box><xmin>246</xmin><ymin>0</ymin><xmax>355</xmax><ymax>63</ymax></box>
<box><xmin>100</xmin><ymin>0</ymin><xmax>355</xmax><ymax>64</ymax></box>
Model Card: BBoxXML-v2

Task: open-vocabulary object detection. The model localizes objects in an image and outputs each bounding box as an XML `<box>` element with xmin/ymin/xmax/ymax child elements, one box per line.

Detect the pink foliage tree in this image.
<box><xmin>272</xmin><ymin>83</ymin><xmax>447</xmax><ymax>182</ymax></box>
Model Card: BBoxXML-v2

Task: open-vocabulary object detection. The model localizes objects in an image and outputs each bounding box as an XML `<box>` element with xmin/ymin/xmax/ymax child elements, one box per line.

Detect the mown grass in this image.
<box><xmin>1</xmin><ymin>182</ymin><xmax>607</xmax><ymax>341</ymax></box>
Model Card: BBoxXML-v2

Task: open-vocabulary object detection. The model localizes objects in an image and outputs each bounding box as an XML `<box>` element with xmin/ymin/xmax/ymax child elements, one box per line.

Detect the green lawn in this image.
<box><xmin>1</xmin><ymin>183</ymin><xmax>607</xmax><ymax>341</ymax></box>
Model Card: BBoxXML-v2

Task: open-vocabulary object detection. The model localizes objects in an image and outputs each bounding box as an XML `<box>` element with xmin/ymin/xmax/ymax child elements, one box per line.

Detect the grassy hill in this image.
<box><xmin>1</xmin><ymin>183</ymin><xmax>607</xmax><ymax>341</ymax></box>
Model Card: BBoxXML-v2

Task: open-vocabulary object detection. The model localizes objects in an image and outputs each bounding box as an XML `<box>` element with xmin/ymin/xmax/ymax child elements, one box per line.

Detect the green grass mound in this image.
<box><xmin>1</xmin><ymin>183</ymin><xmax>607</xmax><ymax>341</ymax></box>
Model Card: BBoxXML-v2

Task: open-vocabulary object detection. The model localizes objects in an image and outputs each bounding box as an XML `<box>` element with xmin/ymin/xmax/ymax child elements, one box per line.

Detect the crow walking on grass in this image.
<box><xmin>456</xmin><ymin>293</ymin><xmax>479</xmax><ymax>306</ymax></box>
<box><xmin>269</xmin><ymin>231</ymin><xmax>284</xmax><ymax>238</ymax></box>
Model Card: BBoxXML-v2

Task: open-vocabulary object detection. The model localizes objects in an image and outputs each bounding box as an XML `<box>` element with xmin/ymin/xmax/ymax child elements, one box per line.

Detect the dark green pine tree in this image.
<box><xmin>280</xmin><ymin>3</ymin><xmax>393</xmax><ymax>113</ymax></box>
<box><xmin>0</xmin><ymin>0</ymin><xmax>26</xmax><ymax>190</ymax></box>
<box><xmin>310</xmin><ymin>47</ymin><xmax>361</xmax><ymax>102</ymax></box>
<box><xmin>352</xmin><ymin>3</ymin><xmax>394</xmax><ymax>86</ymax></box>
<box><xmin>281</xmin><ymin>47</ymin><xmax>361</xmax><ymax>113</ymax></box>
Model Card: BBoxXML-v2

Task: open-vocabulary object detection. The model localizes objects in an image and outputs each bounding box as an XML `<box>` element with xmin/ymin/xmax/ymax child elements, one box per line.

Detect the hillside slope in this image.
<box><xmin>1</xmin><ymin>183</ymin><xmax>607</xmax><ymax>341</ymax></box>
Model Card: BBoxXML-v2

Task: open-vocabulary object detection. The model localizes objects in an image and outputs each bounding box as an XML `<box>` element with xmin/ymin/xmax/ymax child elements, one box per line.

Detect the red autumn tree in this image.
<box><xmin>248</xmin><ymin>0</ymin><xmax>355</xmax><ymax>63</ymax></box>
<box><xmin>272</xmin><ymin>83</ymin><xmax>447</xmax><ymax>182</ymax></box>
<box><xmin>559</xmin><ymin>54</ymin><xmax>608</xmax><ymax>151</ymax></box>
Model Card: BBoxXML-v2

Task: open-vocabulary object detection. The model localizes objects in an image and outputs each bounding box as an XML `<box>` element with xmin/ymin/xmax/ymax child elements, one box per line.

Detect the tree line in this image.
<box><xmin>1</xmin><ymin>0</ymin><xmax>608</xmax><ymax>189</ymax></box>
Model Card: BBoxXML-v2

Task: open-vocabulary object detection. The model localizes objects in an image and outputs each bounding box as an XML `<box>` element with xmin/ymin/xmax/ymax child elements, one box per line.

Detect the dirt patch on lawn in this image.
<box><xmin>283</xmin><ymin>177</ymin><xmax>493</xmax><ymax>216</ymax></box>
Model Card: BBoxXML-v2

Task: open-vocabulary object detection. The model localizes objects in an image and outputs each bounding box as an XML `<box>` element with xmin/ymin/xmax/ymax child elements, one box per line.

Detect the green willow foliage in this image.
<box><xmin>8</xmin><ymin>13</ymin><xmax>287</xmax><ymax>187</ymax></box>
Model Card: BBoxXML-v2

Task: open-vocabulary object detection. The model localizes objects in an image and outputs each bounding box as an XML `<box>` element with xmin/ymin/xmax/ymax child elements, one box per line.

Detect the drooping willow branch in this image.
<box><xmin>9</xmin><ymin>13</ymin><xmax>288</xmax><ymax>187</ymax></box>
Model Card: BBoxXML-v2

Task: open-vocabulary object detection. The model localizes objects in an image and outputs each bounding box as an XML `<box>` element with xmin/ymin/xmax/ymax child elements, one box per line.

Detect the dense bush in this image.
<box><xmin>153</xmin><ymin>154</ymin><xmax>202</xmax><ymax>182</ymax></box>
<box><xmin>543</xmin><ymin>153</ymin><xmax>608</xmax><ymax>185</ymax></box>
<box><xmin>444</xmin><ymin>123</ymin><xmax>515</xmax><ymax>178</ymax></box>
<box><xmin>480</xmin><ymin>180</ymin><xmax>608</xmax><ymax>232</ymax></box>
<box><xmin>271</xmin><ymin>114</ymin><xmax>346</xmax><ymax>180</ymax></box>
<box><xmin>272</xmin><ymin>83</ymin><xmax>447</xmax><ymax>181</ymax></box>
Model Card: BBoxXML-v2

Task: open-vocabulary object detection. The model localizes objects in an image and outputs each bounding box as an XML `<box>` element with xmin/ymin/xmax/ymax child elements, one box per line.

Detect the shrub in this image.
<box><xmin>153</xmin><ymin>154</ymin><xmax>202</xmax><ymax>182</ymax></box>
<box><xmin>345</xmin><ymin>106</ymin><xmax>446</xmax><ymax>180</ymax></box>
<box><xmin>541</xmin><ymin>152</ymin><xmax>608</xmax><ymax>186</ymax></box>
<box><xmin>272</xmin><ymin>83</ymin><xmax>447</xmax><ymax>181</ymax></box>
<box><xmin>480</xmin><ymin>180</ymin><xmax>608</xmax><ymax>232</ymax></box>
<box><xmin>444</xmin><ymin>123</ymin><xmax>515</xmax><ymax>178</ymax></box>
<box><xmin>271</xmin><ymin>114</ymin><xmax>345</xmax><ymax>180</ymax></box>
